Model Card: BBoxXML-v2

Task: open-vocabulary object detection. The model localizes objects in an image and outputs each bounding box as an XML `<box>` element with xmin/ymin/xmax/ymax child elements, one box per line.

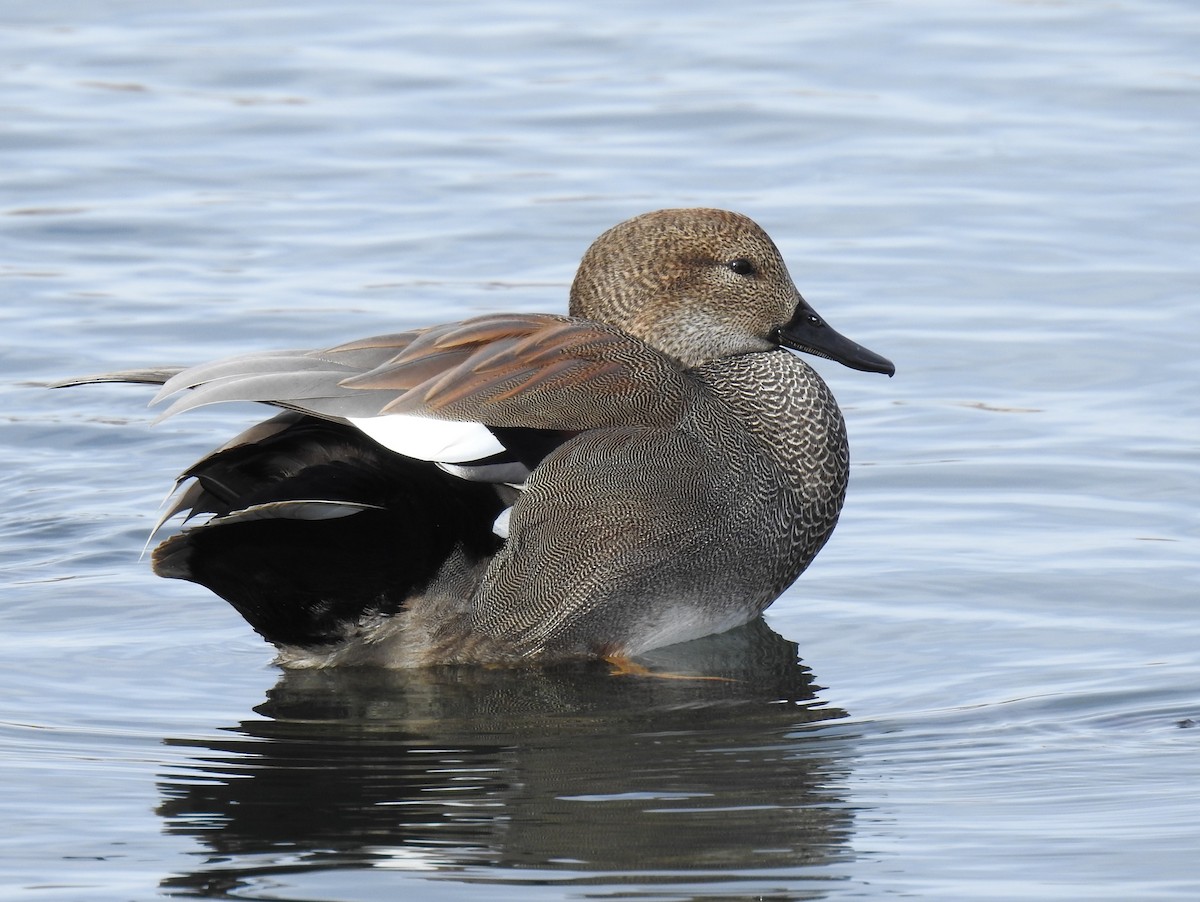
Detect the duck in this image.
<box><xmin>55</xmin><ymin>208</ymin><xmax>894</xmax><ymax>669</ymax></box>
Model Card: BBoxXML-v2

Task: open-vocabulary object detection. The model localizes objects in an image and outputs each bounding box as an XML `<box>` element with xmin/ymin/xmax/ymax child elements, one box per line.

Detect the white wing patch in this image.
<box><xmin>348</xmin><ymin>414</ymin><xmax>505</xmax><ymax>463</ymax></box>
<box><xmin>491</xmin><ymin>506</ymin><xmax>512</xmax><ymax>539</ymax></box>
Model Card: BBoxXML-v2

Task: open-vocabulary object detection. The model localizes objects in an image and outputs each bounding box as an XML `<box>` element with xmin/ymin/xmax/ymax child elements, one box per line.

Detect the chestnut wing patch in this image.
<box><xmin>340</xmin><ymin>314</ymin><xmax>692</xmax><ymax>431</ymax></box>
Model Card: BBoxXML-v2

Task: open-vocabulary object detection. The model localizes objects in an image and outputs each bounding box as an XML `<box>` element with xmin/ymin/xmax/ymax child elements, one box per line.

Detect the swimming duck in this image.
<box><xmin>57</xmin><ymin>208</ymin><xmax>893</xmax><ymax>668</ymax></box>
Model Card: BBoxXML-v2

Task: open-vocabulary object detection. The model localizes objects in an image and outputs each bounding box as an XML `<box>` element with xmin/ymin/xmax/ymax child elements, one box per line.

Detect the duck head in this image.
<box><xmin>569</xmin><ymin>208</ymin><xmax>894</xmax><ymax>376</ymax></box>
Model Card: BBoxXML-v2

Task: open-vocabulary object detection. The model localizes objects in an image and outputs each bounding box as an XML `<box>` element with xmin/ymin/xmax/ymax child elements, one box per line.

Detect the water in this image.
<box><xmin>2</xmin><ymin>0</ymin><xmax>1198</xmax><ymax>898</ymax></box>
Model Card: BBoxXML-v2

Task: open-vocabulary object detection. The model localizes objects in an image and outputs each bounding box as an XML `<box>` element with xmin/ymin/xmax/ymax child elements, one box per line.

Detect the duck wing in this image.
<box><xmin>133</xmin><ymin>314</ymin><xmax>695</xmax><ymax>475</ymax></box>
<box><xmin>147</xmin><ymin>313</ymin><xmax>693</xmax><ymax>432</ymax></box>
<box><xmin>336</xmin><ymin>313</ymin><xmax>693</xmax><ymax>429</ymax></box>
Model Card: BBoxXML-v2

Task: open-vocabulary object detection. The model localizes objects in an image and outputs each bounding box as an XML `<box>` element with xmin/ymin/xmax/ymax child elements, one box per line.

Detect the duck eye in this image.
<box><xmin>727</xmin><ymin>258</ymin><xmax>757</xmax><ymax>277</ymax></box>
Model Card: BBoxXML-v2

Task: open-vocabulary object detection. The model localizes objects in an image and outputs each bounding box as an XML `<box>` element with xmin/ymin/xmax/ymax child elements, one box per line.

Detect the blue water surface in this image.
<box><xmin>2</xmin><ymin>1</ymin><xmax>1198</xmax><ymax>899</ymax></box>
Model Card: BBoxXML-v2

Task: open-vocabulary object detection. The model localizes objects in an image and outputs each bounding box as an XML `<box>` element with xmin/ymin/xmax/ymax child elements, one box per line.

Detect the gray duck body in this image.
<box><xmin>54</xmin><ymin>208</ymin><xmax>891</xmax><ymax>669</ymax></box>
<box><xmin>399</xmin><ymin>349</ymin><xmax>849</xmax><ymax>668</ymax></box>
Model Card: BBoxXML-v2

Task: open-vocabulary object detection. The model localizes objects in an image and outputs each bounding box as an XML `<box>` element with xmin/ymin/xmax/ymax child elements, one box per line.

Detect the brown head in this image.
<box><xmin>569</xmin><ymin>208</ymin><xmax>895</xmax><ymax>376</ymax></box>
<box><xmin>569</xmin><ymin>208</ymin><xmax>799</xmax><ymax>368</ymax></box>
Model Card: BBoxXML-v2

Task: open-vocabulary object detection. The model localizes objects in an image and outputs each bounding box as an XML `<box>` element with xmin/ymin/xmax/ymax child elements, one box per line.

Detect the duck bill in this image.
<box><xmin>777</xmin><ymin>298</ymin><xmax>895</xmax><ymax>376</ymax></box>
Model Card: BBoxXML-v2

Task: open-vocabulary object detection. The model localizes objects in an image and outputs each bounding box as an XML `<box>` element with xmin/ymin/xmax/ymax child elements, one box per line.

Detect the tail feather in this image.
<box><xmin>47</xmin><ymin>368</ymin><xmax>186</xmax><ymax>388</ymax></box>
<box><xmin>151</xmin><ymin>413</ymin><xmax>506</xmax><ymax>648</ymax></box>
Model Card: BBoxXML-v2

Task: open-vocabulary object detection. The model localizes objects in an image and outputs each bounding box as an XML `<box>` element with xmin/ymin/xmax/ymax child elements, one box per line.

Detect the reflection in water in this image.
<box><xmin>158</xmin><ymin>619</ymin><xmax>857</xmax><ymax>897</ymax></box>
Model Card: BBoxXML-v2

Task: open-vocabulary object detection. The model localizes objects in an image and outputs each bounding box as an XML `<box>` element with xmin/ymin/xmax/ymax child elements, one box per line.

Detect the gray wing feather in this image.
<box><xmin>152</xmin><ymin>349</ymin><xmax>413</xmax><ymax>421</ymax></box>
<box><xmin>48</xmin><ymin>367</ymin><xmax>186</xmax><ymax>388</ymax></box>
<box><xmin>154</xmin><ymin>346</ymin><xmax>412</xmax><ymax>400</ymax></box>
<box><xmin>207</xmin><ymin>500</ymin><xmax>385</xmax><ymax>525</ymax></box>
<box><xmin>58</xmin><ymin>316</ymin><xmax>699</xmax><ymax>432</ymax></box>
<box><xmin>153</xmin><ymin>350</ymin><xmax>312</xmax><ymax>399</ymax></box>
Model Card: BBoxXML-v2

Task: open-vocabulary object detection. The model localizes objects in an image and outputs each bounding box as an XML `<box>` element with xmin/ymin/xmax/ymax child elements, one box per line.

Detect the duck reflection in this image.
<box><xmin>158</xmin><ymin>618</ymin><xmax>855</xmax><ymax>896</ymax></box>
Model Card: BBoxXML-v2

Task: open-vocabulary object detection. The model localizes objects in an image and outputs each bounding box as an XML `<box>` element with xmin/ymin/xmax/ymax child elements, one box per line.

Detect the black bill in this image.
<box><xmin>776</xmin><ymin>297</ymin><xmax>895</xmax><ymax>377</ymax></box>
